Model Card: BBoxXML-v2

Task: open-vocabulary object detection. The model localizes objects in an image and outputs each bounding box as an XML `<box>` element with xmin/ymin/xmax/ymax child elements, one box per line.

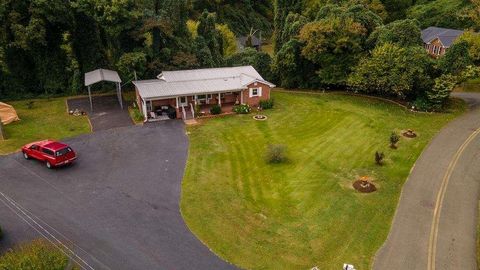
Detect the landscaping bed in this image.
<box><xmin>181</xmin><ymin>91</ymin><xmax>465</xmax><ymax>269</ymax></box>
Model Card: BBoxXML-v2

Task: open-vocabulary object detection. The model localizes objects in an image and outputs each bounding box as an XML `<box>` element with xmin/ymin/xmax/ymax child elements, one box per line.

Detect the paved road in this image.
<box><xmin>67</xmin><ymin>95</ymin><xmax>132</xmax><ymax>131</ymax></box>
<box><xmin>374</xmin><ymin>92</ymin><xmax>480</xmax><ymax>270</ymax></box>
<box><xmin>0</xmin><ymin>121</ymin><xmax>236</xmax><ymax>270</ymax></box>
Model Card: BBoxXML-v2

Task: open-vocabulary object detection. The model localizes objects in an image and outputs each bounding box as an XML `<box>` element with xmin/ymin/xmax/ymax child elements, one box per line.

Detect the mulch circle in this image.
<box><xmin>402</xmin><ymin>129</ymin><xmax>417</xmax><ymax>138</ymax></box>
<box><xmin>353</xmin><ymin>180</ymin><xmax>377</xmax><ymax>193</ymax></box>
<box><xmin>253</xmin><ymin>115</ymin><xmax>268</xmax><ymax>121</ymax></box>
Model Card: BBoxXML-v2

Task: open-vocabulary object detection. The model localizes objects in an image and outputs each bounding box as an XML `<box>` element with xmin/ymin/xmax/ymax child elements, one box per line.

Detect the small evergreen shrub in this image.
<box><xmin>266</xmin><ymin>144</ymin><xmax>287</xmax><ymax>163</ymax></box>
<box><xmin>210</xmin><ymin>104</ymin><xmax>222</xmax><ymax>115</ymax></box>
<box><xmin>233</xmin><ymin>104</ymin><xmax>251</xmax><ymax>114</ymax></box>
<box><xmin>26</xmin><ymin>101</ymin><xmax>34</xmax><ymax>110</ymax></box>
<box><xmin>375</xmin><ymin>151</ymin><xmax>385</xmax><ymax>165</ymax></box>
<box><xmin>390</xmin><ymin>132</ymin><xmax>400</xmax><ymax>149</ymax></box>
<box><xmin>259</xmin><ymin>99</ymin><xmax>274</xmax><ymax>110</ymax></box>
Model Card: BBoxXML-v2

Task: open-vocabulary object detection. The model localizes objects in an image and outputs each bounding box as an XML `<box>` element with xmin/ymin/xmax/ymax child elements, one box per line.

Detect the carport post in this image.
<box><xmin>218</xmin><ymin>93</ymin><xmax>221</xmax><ymax>107</ymax></box>
<box><xmin>117</xmin><ymin>82</ymin><xmax>123</xmax><ymax>110</ymax></box>
<box><xmin>88</xmin><ymin>85</ymin><xmax>93</xmax><ymax>111</ymax></box>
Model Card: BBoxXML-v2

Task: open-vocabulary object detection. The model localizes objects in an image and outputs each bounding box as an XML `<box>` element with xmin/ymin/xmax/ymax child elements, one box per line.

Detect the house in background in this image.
<box><xmin>236</xmin><ymin>36</ymin><xmax>262</xmax><ymax>52</ymax></box>
<box><xmin>133</xmin><ymin>66</ymin><xmax>275</xmax><ymax>121</ymax></box>
<box><xmin>421</xmin><ymin>26</ymin><xmax>464</xmax><ymax>57</ymax></box>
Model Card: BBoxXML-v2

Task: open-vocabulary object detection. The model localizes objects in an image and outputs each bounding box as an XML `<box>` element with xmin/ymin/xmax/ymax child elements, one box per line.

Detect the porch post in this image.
<box><xmin>218</xmin><ymin>93</ymin><xmax>221</xmax><ymax>107</ymax></box>
<box><xmin>240</xmin><ymin>90</ymin><xmax>244</xmax><ymax>104</ymax></box>
<box><xmin>175</xmin><ymin>97</ymin><xmax>179</xmax><ymax>108</ymax></box>
<box><xmin>88</xmin><ymin>85</ymin><xmax>93</xmax><ymax>111</ymax></box>
<box><xmin>142</xmin><ymin>99</ymin><xmax>148</xmax><ymax>121</ymax></box>
<box><xmin>194</xmin><ymin>95</ymin><xmax>197</xmax><ymax>105</ymax></box>
<box><xmin>117</xmin><ymin>82</ymin><xmax>123</xmax><ymax>109</ymax></box>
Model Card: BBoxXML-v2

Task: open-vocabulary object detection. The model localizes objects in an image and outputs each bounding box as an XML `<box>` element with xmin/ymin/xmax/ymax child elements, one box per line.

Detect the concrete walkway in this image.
<box><xmin>373</xmin><ymin>92</ymin><xmax>480</xmax><ymax>269</ymax></box>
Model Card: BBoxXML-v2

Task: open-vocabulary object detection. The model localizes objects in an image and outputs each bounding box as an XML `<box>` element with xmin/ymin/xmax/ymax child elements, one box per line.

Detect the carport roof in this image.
<box><xmin>85</xmin><ymin>69</ymin><xmax>122</xmax><ymax>86</ymax></box>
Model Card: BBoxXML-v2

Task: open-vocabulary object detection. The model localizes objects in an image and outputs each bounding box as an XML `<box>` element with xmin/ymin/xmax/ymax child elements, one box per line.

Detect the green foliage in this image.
<box><xmin>439</xmin><ymin>41</ymin><xmax>473</xmax><ymax>75</ymax></box>
<box><xmin>265</xmin><ymin>144</ymin><xmax>287</xmax><ymax>163</ymax></box>
<box><xmin>407</xmin><ymin>0</ymin><xmax>474</xmax><ymax>29</ymax></box>
<box><xmin>367</xmin><ymin>19</ymin><xmax>422</xmax><ymax>48</ymax></box>
<box><xmin>259</xmin><ymin>99</ymin><xmax>274</xmax><ymax>109</ymax></box>
<box><xmin>116</xmin><ymin>52</ymin><xmax>147</xmax><ymax>79</ymax></box>
<box><xmin>233</xmin><ymin>104</ymin><xmax>251</xmax><ymax>114</ymax></box>
<box><xmin>0</xmin><ymin>239</ymin><xmax>70</xmax><ymax>270</ymax></box>
<box><xmin>457</xmin><ymin>31</ymin><xmax>480</xmax><ymax>64</ymax></box>
<box><xmin>273</xmin><ymin>0</ymin><xmax>304</xmax><ymax>52</ymax></box>
<box><xmin>226</xmin><ymin>48</ymin><xmax>273</xmax><ymax>81</ymax></box>
<box><xmin>299</xmin><ymin>4</ymin><xmax>382</xmax><ymax>87</ymax></box>
<box><xmin>426</xmin><ymin>74</ymin><xmax>458</xmax><ymax>110</ymax></box>
<box><xmin>216</xmin><ymin>24</ymin><xmax>237</xmax><ymax>57</ymax></box>
<box><xmin>348</xmin><ymin>43</ymin><xmax>433</xmax><ymax>98</ymax></box>
<box><xmin>390</xmin><ymin>131</ymin><xmax>400</xmax><ymax>148</ymax></box>
<box><xmin>210</xmin><ymin>104</ymin><xmax>222</xmax><ymax>115</ymax></box>
<box><xmin>198</xmin><ymin>10</ymin><xmax>224</xmax><ymax>66</ymax></box>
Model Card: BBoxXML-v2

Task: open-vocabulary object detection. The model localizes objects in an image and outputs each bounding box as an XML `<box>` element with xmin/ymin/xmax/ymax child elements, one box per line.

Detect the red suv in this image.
<box><xmin>22</xmin><ymin>140</ymin><xmax>77</xmax><ymax>169</ymax></box>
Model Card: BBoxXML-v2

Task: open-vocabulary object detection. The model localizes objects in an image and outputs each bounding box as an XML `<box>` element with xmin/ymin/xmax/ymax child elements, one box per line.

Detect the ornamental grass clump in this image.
<box><xmin>266</xmin><ymin>144</ymin><xmax>287</xmax><ymax>164</ymax></box>
<box><xmin>375</xmin><ymin>151</ymin><xmax>385</xmax><ymax>165</ymax></box>
<box><xmin>390</xmin><ymin>131</ymin><xmax>400</xmax><ymax>149</ymax></box>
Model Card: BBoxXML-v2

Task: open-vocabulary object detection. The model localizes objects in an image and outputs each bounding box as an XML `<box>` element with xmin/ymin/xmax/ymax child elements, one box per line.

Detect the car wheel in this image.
<box><xmin>46</xmin><ymin>161</ymin><xmax>52</xmax><ymax>169</ymax></box>
<box><xmin>23</xmin><ymin>152</ymin><xmax>29</xmax><ymax>160</ymax></box>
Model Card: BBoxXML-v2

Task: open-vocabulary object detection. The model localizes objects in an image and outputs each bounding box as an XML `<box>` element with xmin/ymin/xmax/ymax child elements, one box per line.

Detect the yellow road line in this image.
<box><xmin>427</xmin><ymin>127</ymin><xmax>480</xmax><ymax>270</ymax></box>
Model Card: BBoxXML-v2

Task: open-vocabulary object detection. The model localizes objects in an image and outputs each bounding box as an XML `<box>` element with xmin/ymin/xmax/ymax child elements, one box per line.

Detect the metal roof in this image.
<box><xmin>157</xmin><ymin>66</ymin><xmax>263</xmax><ymax>82</ymax></box>
<box><xmin>237</xmin><ymin>36</ymin><xmax>262</xmax><ymax>47</ymax></box>
<box><xmin>135</xmin><ymin>66</ymin><xmax>275</xmax><ymax>100</ymax></box>
<box><xmin>421</xmin><ymin>27</ymin><xmax>464</xmax><ymax>47</ymax></box>
<box><xmin>85</xmin><ymin>69</ymin><xmax>122</xmax><ymax>86</ymax></box>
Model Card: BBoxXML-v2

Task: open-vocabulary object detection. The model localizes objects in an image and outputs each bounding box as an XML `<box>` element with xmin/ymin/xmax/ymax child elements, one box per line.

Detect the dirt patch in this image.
<box><xmin>353</xmin><ymin>178</ymin><xmax>377</xmax><ymax>193</ymax></box>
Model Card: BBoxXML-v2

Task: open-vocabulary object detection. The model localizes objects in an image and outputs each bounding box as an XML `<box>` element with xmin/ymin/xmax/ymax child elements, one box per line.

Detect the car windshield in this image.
<box><xmin>55</xmin><ymin>147</ymin><xmax>72</xmax><ymax>157</ymax></box>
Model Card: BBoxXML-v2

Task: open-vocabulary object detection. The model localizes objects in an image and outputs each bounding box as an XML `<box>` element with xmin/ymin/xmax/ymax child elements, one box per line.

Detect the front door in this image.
<box><xmin>179</xmin><ymin>96</ymin><xmax>188</xmax><ymax>107</ymax></box>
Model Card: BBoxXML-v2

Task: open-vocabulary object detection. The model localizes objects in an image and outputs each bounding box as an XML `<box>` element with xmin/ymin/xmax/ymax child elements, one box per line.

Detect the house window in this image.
<box><xmin>249</xmin><ymin>87</ymin><xmax>262</xmax><ymax>97</ymax></box>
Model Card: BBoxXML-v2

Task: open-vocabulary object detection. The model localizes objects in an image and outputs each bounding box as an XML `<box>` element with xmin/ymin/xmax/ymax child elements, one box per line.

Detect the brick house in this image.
<box><xmin>133</xmin><ymin>66</ymin><xmax>275</xmax><ymax>121</ymax></box>
<box><xmin>421</xmin><ymin>26</ymin><xmax>464</xmax><ymax>57</ymax></box>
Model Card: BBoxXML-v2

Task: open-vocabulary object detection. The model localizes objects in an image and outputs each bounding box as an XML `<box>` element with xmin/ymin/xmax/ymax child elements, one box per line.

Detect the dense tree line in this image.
<box><xmin>0</xmin><ymin>0</ymin><xmax>272</xmax><ymax>99</ymax></box>
<box><xmin>271</xmin><ymin>0</ymin><xmax>480</xmax><ymax>110</ymax></box>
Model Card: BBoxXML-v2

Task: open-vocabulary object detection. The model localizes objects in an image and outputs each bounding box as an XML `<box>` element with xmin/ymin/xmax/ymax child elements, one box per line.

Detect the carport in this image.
<box><xmin>85</xmin><ymin>69</ymin><xmax>123</xmax><ymax>111</ymax></box>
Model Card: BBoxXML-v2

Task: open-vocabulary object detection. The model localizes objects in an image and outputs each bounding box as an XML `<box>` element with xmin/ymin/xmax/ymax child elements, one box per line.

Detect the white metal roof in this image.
<box><xmin>157</xmin><ymin>66</ymin><xmax>264</xmax><ymax>82</ymax></box>
<box><xmin>85</xmin><ymin>69</ymin><xmax>122</xmax><ymax>86</ymax></box>
<box><xmin>135</xmin><ymin>66</ymin><xmax>275</xmax><ymax>100</ymax></box>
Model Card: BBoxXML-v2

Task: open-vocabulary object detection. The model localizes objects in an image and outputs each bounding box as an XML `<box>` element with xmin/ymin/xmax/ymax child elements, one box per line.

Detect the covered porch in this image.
<box><xmin>142</xmin><ymin>90</ymin><xmax>243</xmax><ymax>121</ymax></box>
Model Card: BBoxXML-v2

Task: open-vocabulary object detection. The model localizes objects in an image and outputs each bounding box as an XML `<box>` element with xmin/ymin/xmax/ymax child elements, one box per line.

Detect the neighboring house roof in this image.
<box><xmin>85</xmin><ymin>69</ymin><xmax>122</xmax><ymax>86</ymax></box>
<box><xmin>237</xmin><ymin>36</ymin><xmax>262</xmax><ymax>47</ymax></box>
<box><xmin>421</xmin><ymin>26</ymin><xmax>464</xmax><ymax>48</ymax></box>
<box><xmin>134</xmin><ymin>66</ymin><xmax>275</xmax><ymax>100</ymax></box>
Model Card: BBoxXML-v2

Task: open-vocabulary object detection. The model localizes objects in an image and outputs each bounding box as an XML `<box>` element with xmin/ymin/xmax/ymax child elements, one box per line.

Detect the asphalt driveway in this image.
<box><xmin>0</xmin><ymin>121</ymin><xmax>236</xmax><ymax>269</ymax></box>
<box><xmin>67</xmin><ymin>95</ymin><xmax>132</xmax><ymax>131</ymax></box>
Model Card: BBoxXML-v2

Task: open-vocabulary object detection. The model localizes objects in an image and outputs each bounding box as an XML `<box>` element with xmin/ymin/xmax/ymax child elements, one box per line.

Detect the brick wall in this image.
<box><xmin>242</xmin><ymin>82</ymin><xmax>271</xmax><ymax>107</ymax></box>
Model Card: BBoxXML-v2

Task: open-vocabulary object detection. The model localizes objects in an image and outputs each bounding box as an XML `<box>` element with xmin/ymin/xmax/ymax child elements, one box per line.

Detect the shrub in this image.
<box><xmin>390</xmin><ymin>132</ymin><xmax>400</xmax><ymax>149</ymax></box>
<box><xmin>210</xmin><ymin>104</ymin><xmax>222</xmax><ymax>115</ymax></box>
<box><xmin>26</xmin><ymin>101</ymin><xmax>34</xmax><ymax>110</ymax></box>
<box><xmin>233</xmin><ymin>104</ymin><xmax>251</xmax><ymax>114</ymax></box>
<box><xmin>0</xmin><ymin>239</ymin><xmax>70</xmax><ymax>270</ymax></box>
<box><xmin>259</xmin><ymin>99</ymin><xmax>274</xmax><ymax>110</ymax></box>
<box><xmin>375</xmin><ymin>151</ymin><xmax>385</xmax><ymax>165</ymax></box>
<box><xmin>266</xmin><ymin>144</ymin><xmax>287</xmax><ymax>163</ymax></box>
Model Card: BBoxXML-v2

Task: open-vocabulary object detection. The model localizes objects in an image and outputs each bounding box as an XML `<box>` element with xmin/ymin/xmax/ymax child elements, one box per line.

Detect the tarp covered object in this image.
<box><xmin>0</xmin><ymin>102</ymin><xmax>20</xmax><ymax>125</ymax></box>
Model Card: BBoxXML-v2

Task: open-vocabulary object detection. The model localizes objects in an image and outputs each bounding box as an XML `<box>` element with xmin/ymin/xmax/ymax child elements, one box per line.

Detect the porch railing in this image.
<box><xmin>190</xmin><ymin>103</ymin><xmax>195</xmax><ymax>119</ymax></box>
<box><xmin>181</xmin><ymin>105</ymin><xmax>187</xmax><ymax>119</ymax></box>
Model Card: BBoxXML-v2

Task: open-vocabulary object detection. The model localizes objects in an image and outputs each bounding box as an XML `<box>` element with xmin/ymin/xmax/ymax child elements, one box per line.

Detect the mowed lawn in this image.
<box><xmin>0</xmin><ymin>98</ymin><xmax>91</xmax><ymax>155</ymax></box>
<box><xmin>181</xmin><ymin>91</ymin><xmax>465</xmax><ymax>269</ymax></box>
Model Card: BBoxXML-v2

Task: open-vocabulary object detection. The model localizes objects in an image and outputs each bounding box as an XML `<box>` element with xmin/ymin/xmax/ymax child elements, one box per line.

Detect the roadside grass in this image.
<box><xmin>181</xmin><ymin>91</ymin><xmax>465</xmax><ymax>269</ymax></box>
<box><xmin>0</xmin><ymin>239</ymin><xmax>77</xmax><ymax>269</ymax></box>
<box><xmin>455</xmin><ymin>78</ymin><xmax>480</xmax><ymax>93</ymax></box>
<box><xmin>0</xmin><ymin>98</ymin><xmax>90</xmax><ymax>155</ymax></box>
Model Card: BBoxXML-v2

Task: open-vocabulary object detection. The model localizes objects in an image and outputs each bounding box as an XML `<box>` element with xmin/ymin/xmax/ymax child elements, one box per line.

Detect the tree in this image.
<box><xmin>439</xmin><ymin>40</ymin><xmax>473</xmax><ymax>75</ymax></box>
<box><xmin>226</xmin><ymin>48</ymin><xmax>273</xmax><ymax>81</ymax></box>
<box><xmin>116</xmin><ymin>52</ymin><xmax>147</xmax><ymax>80</ymax></box>
<box><xmin>216</xmin><ymin>24</ymin><xmax>237</xmax><ymax>57</ymax></box>
<box><xmin>367</xmin><ymin>19</ymin><xmax>422</xmax><ymax>48</ymax></box>
<box><xmin>273</xmin><ymin>0</ymin><xmax>304</xmax><ymax>53</ymax></box>
<box><xmin>299</xmin><ymin>4</ymin><xmax>382</xmax><ymax>87</ymax></box>
<box><xmin>348</xmin><ymin>43</ymin><xmax>433</xmax><ymax>98</ymax></box>
<box><xmin>456</xmin><ymin>31</ymin><xmax>480</xmax><ymax>64</ymax></box>
<box><xmin>272</xmin><ymin>39</ymin><xmax>319</xmax><ymax>88</ymax></box>
<box><xmin>197</xmin><ymin>10</ymin><xmax>223</xmax><ymax>66</ymax></box>
<box><xmin>426</xmin><ymin>74</ymin><xmax>458</xmax><ymax>110</ymax></box>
